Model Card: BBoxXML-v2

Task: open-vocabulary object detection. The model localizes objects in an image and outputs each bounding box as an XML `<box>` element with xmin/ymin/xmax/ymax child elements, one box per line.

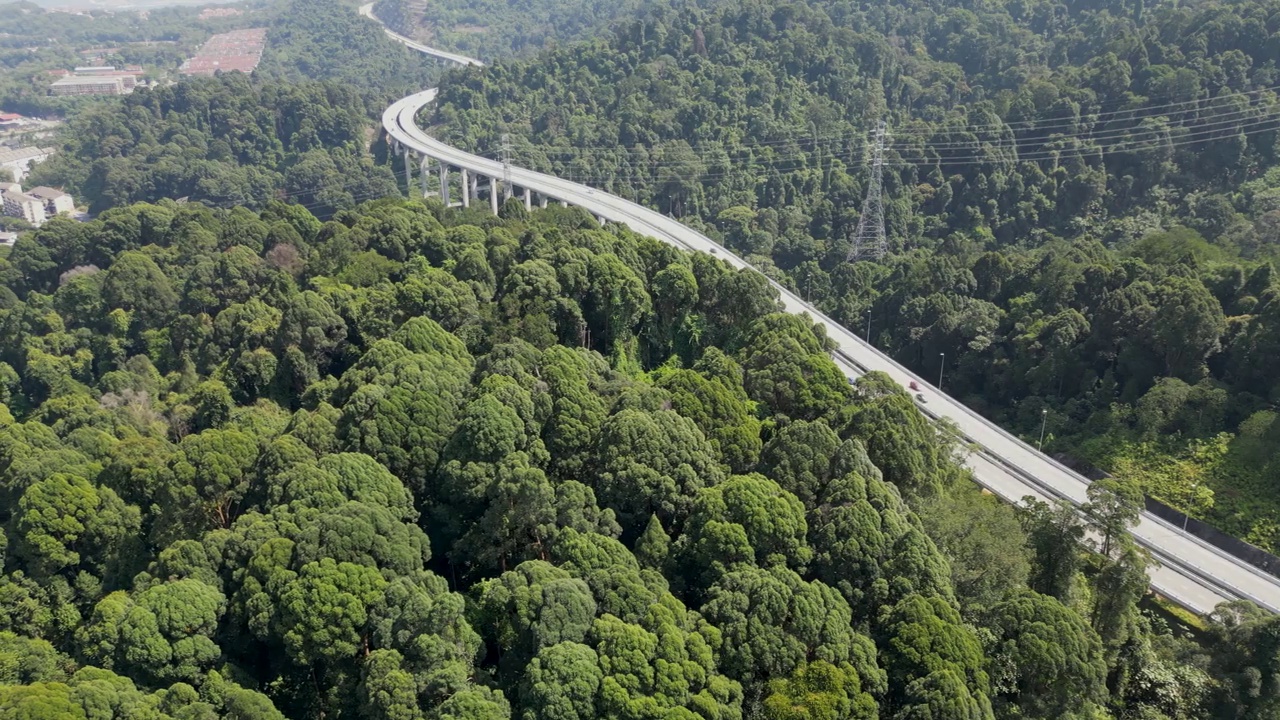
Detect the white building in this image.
<box><xmin>28</xmin><ymin>186</ymin><xmax>75</xmax><ymax>217</ymax></box>
<box><xmin>50</xmin><ymin>75</ymin><xmax>128</xmax><ymax>96</ymax></box>
<box><xmin>2</xmin><ymin>191</ymin><xmax>47</xmax><ymax>226</ymax></box>
<box><xmin>0</xmin><ymin>147</ymin><xmax>53</xmax><ymax>184</ymax></box>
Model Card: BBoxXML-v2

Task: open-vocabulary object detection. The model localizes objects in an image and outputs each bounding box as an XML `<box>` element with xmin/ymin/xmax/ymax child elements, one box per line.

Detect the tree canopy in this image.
<box><xmin>0</xmin><ymin>194</ymin><xmax>1254</xmax><ymax>720</ymax></box>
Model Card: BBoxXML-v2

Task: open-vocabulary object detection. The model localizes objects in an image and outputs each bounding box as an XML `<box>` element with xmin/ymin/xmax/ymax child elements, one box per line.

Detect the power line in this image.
<box><xmin>494</xmin><ymin>108</ymin><xmax>1280</xmax><ymax>183</ymax></box>
<box><xmin>455</xmin><ymin>94</ymin><xmax>1279</xmax><ymax>178</ymax></box>
<box><xmin>450</xmin><ymin>81</ymin><xmax>1280</xmax><ymax>161</ymax></box>
<box><xmin>890</xmin><ymin>103</ymin><xmax>1269</xmax><ymax>153</ymax></box>
<box><xmin>522</xmin><ymin>113</ymin><xmax>1280</xmax><ymax>187</ymax></box>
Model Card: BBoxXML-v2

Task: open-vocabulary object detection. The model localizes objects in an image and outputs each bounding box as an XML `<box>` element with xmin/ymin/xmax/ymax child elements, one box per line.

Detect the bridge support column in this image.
<box><xmin>523</xmin><ymin>187</ymin><xmax>532</xmax><ymax>212</ymax></box>
<box><xmin>438</xmin><ymin>164</ymin><xmax>450</xmax><ymax>206</ymax></box>
<box><xmin>560</xmin><ymin>200</ymin><xmax>568</xmax><ymax>208</ymax></box>
<box><xmin>470</xmin><ymin>174</ymin><xmax>479</xmax><ymax>202</ymax></box>
<box><xmin>419</xmin><ymin>156</ymin><xmax>431</xmax><ymax>198</ymax></box>
<box><xmin>539</xmin><ymin>196</ymin><xmax>548</xmax><ymax>209</ymax></box>
<box><xmin>596</xmin><ymin>215</ymin><xmax>606</xmax><ymax>225</ymax></box>
<box><xmin>490</xmin><ymin>177</ymin><xmax>499</xmax><ymax>215</ymax></box>
<box><xmin>403</xmin><ymin>150</ymin><xmax>414</xmax><ymax>194</ymax></box>
<box><xmin>460</xmin><ymin>168</ymin><xmax>470</xmax><ymax>208</ymax></box>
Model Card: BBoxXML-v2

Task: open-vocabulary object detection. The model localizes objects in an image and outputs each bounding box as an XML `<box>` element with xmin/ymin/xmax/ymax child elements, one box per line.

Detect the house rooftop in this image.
<box><xmin>50</xmin><ymin>76</ymin><xmax>123</xmax><ymax>87</ymax></box>
<box><xmin>27</xmin><ymin>186</ymin><xmax>68</xmax><ymax>200</ymax></box>
<box><xmin>0</xmin><ymin>147</ymin><xmax>52</xmax><ymax>164</ymax></box>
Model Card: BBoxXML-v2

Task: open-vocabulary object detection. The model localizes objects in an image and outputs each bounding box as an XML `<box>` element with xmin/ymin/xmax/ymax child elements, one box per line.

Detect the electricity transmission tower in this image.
<box><xmin>500</xmin><ymin>133</ymin><xmax>513</xmax><ymax>200</ymax></box>
<box><xmin>847</xmin><ymin>120</ymin><xmax>889</xmax><ymax>262</ymax></box>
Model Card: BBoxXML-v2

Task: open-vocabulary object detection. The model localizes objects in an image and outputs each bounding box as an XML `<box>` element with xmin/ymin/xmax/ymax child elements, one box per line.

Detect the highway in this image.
<box><xmin>358</xmin><ymin>3</ymin><xmax>484</xmax><ymax>66</ymax></box>
<box><xmin>365</xmin><ymin>5</ymin><xmax>1280</xmax><ymax>615</ymax></box>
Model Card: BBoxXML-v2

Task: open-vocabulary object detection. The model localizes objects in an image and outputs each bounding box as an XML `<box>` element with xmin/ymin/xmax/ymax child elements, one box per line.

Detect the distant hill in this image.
<box><xmin>21</xmin><ymin>0</ymin><xmax>242</xmax><ymax>8</ymax></box>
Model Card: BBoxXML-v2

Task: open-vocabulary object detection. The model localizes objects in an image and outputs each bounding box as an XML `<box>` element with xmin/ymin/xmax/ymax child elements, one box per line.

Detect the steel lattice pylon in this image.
<box><xmin>847</xmin><ymin>120</ymin><xmax>889</xmax><ymax>262</ymax></box>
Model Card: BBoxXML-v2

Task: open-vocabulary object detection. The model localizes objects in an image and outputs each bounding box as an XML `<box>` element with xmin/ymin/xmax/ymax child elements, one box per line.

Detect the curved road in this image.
<box><xmin>364</xmin><ymin>4</ymin><xmax>1280</xmax><ymax>615</ymax></box>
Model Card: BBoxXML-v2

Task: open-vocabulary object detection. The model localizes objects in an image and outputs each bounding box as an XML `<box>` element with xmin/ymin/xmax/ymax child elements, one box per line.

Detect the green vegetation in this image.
<box><xmin>257</xmin><ymin>0</ymin><xmax>438</xmax><ymax>109</ymax></box>
<box><xmin>6</xmin><ymin>0</ymin><xmax>437</xmax><ymax>217</ymax></box>
<box><xmin>2</xmin><ymin>0</ymin><xmax>1278</xmax><ymax>715</ymax></box>
<box><xmin>1</xmin><ymin>0</ymin><xmax>432</xmax><ymax>120</ymax></box>
<box><xmin>429</xmin><ymin>0</ymin><xmax>1280</xmax><ymax>551</ymax></box>
<box><xmin>0</xmin><ymin>0</ymin><xmax>256</xmax><ymax>117</ymax></box>
<box><xmin>0</xmin><ymin>194</ymin><xmax>1271</xmax><ymax>720</ymax></box>
<box><xmin>371</xmin><ymin>0</ymin><xmax>668</xmax><ymax>60</ymax></box>
<box><xmin>25</xmin><ymin>73</ymin><xmax>398</xmax><ymax>215</ymax></box>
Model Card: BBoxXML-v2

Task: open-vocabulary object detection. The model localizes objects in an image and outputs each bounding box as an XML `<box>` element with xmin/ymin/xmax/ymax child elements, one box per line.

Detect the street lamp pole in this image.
<box><xmin>938</xmin><ymin>353</ymin><xmax>945</xmax><ymax>389</ymax></box>
<box><xmin>1038</xmin><ymin>408</ymin><xmax>1048</xmax><ymax>451</ymax></box>
<box><xmin>1183</xmin><ymin>482</ymin><xmax>1198</xmax><ymax>532</ymax></box>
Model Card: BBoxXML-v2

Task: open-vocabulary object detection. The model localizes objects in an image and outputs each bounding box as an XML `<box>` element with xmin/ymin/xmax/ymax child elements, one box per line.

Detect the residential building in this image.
<box><xmin>0</xmin><ymin>231</ymin><xmax>18</xmax><ymax>247</ymax></box>
<box><xmin>71</xmin><ymin>66</ymin><xmax>142</xmax><ymax>90</ymax></box>
<box><xmin>0</xmin><ymin>182</ymin><xmax>20</xmax><ymax>196</ymax></box>
<box><xmin>2</xmin><ymin>191</ymin><xmax>47</xmax><ymax>226</ymax></box>
<box><xmin>28</xmin><ymin>186</ymin><xmax>74</xmax><ymax>217</ymax></box>
<box><xmin>0</xmin><ymin>112</ymin><xmax>25</xmax><ymax>128</ymax></box>
<box><xmin>0</xmin><ymin>147</ymin><xmax>53</xmax><ymax>183</ymax></box>
<box><xmin>199</xmin><ymin>7</ymin><xmax>243</xmax><ymax>19</ymax></box>
<box><xmin>50</xmin><ymin>75</ymin><xmax>128</xmax><ymax>96</ymax></box>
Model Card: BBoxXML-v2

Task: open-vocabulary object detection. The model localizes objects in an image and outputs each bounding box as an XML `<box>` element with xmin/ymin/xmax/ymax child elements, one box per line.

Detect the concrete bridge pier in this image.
<box><xmin>560</xmin><ymin>199</ymin><xmax>568</xmax><ymax>208</ymax></box>
<box><xmin>438</xmin><ymin>164</ymin><xmax>450</xmax><ymax>206</ymax></box>
<box><xmin>460</xmin><ymin>168</ymin><xmax>470</xmax><ymax>208</ymax></box>
<box><xmin>490</xmin><ymin>177</ymin><xmax>499</xmax><ymax>215</ymax></box>
<box><xmin>419</xmin><ymin>156</ymin><xmax>431</xmax><ymax>198</ymax></box>
<box><xmin>404</xmin><ymin>149</ymin><xmax>414</xmax><ymax>193</ymax></box>
<box><xmin>523</xmin><ymin>187</ymin><xmax>532</xmax><ymax>211</ymax></box>
<box><xmin>539</xmin><ymin>195</ymin><xmax>548</xmax><ymax>209</ymax></box>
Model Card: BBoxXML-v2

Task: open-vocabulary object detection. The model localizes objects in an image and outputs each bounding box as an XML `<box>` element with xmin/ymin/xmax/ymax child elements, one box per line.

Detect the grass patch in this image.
<box><xmin>1145</xmin><ymin>593</ymin><xmax>1209</xmax><ymax>635</ymax></box>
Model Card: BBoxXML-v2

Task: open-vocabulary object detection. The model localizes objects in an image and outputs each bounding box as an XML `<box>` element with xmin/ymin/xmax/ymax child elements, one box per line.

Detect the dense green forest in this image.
<box><xmin>428</xmin><ymin>0</ymin><xmax>1280</xmax><ymax>551</ymax></box>
<box><xmin>0</xmin><ymin>194</ymin><xmax>1273</xmax><ymax>720</ymax></box>
<box><xmin>24</xmin><ymin>74</ymin><xmax>398</xmax><ymax>215</ymax></box>
<box><xmin>13</xmin><ymin>0</ymin><xmax>436</xmax><ymax>216</ymax></box>
<box><xmin>0</xmin><ymin>0</ymin><xmax>429</xmax><ymax>119</ymax></box>
<box><xmin>256</xmin><ymin>0</ymin><xmax>437</xmax><ymax>108</ymax></box>
<box><xmin>2</xmin><ymin>1</ymin><xmax>1277</xmax><ymax>717</ymax></box>
<box><xmin>370</xmin><ymin>0</ymin><xmax>668</xmax><ymax>60</ymax></box>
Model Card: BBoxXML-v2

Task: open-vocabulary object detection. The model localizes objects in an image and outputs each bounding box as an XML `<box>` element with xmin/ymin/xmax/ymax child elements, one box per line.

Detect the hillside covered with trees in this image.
<box><xmin>370</xmin><ymin>0</ymin><xmax>671</xmax><ymax>60</ymax></box>
<box><xmin>0</xmin><ymin>194</ymin><xmax>1273</xmax><ymax>720</ymax></box>
<box><xmin>15</xmin><ymin>0</ymin><xmax>439</xmax><ymax>216</ymax></box>
<box><xmin>256</xmin><ymin>0</ymin><xmax>438</xmax><ymax>107</ymax></box>
<box><xmin>24</xmin><ymin>74</ymin><xmax>399</xmax><ymax>216</ymax></box>
<box><xmin>427</xmin><ymin>0</ymin><xmax>1280</xmax><ymax>551</ymax></box>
